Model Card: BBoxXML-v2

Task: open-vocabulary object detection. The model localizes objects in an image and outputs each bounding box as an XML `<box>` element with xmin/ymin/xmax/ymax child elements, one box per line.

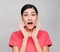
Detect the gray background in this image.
<box><xmin>0</xmin><ymin>0</ymin><xmax>60</xmax><ymax>52</ymax></box>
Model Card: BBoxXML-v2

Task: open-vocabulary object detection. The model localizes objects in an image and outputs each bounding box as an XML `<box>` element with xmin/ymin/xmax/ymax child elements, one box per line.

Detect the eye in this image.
<box><xmin>32</xmin><ymin>14</ymin><xmax>36</xmax><ymax>16</ymax></box>
<box><xmin>24</xmin><ymin>14</ymin><xmax>28</xmax><ymax>16</ymax></box>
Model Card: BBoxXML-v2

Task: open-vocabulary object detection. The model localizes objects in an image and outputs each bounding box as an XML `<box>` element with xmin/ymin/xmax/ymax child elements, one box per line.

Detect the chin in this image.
<box><xmin>27</xmin><ymin>26</ymin><xmax>34</xmax><ymax>30</ymax></box>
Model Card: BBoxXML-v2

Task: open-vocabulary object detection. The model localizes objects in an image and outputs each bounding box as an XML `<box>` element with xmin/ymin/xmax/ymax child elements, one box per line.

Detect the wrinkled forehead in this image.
<box><xmin>23</xmin><ymin>8</ymin><xmax>36</xmax><ymax>14</ymax></box>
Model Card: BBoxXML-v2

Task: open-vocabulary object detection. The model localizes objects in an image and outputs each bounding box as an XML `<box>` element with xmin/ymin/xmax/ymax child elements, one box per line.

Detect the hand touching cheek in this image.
<box><xmin>32</xmin><ymin>22</ymin><xmax>41</xmax><ymax>39</ymax></box>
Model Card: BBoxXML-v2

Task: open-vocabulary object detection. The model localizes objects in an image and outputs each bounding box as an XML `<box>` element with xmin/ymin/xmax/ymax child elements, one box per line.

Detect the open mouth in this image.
<box><xmin>28</xmin><ymin>22</ymin><xmax>33</xmax><ymax>24</ymax></box>
<box><xmin>27</xmin><ymin>22</ymin><xmax>33</xmax><ymax>27</ymax></box>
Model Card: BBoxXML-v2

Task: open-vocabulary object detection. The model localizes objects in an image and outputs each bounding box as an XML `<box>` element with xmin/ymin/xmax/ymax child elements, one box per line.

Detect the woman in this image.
<box><xmin>9</xmin><ymin>4</ymin><xmax>52</xmax><ymax>52</ymax></box>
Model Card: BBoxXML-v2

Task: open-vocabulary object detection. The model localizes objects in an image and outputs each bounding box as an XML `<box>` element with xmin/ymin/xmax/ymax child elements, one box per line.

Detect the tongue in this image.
<box><xmin>28</xmin><ymin>22</ymin><xmax>33</xmax><ymax>26</ymax></box>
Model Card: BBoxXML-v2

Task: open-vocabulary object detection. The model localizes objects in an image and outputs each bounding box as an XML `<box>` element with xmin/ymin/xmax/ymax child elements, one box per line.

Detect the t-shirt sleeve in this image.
<box><xmin>43</xmin><ymin>31</ymin><xmax>52</xmax><ymax>47</ymax></box>
<box><xmin>9</xmin><ymin>32</ymin><xmax>20</xmax><ymax>48</ymax></box>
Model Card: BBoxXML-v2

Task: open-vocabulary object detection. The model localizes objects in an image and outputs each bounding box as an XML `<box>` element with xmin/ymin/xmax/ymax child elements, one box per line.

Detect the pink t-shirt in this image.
<box><xmin>9</xmin><ymin>30</ymin><xmax>52</xmax><ymax>52</ymax></box>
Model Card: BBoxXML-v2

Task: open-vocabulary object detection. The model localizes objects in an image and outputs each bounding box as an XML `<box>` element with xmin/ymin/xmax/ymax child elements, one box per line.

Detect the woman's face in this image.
<box><xmin>22</xmin><ymin>8</ymin><xmax>38</xmax><ymax>30</ymax></box>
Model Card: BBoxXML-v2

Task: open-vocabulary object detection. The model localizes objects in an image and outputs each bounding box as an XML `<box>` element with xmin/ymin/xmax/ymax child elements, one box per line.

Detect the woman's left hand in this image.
<box><xmin>31</xmin><ymin>22</ymin><xmax>43</xmax><ymax>52</ymax></box>
<box><xmin>32</xmin><ymin>22</ymin><xmax>41</xmax><ymax>39</ymax></box>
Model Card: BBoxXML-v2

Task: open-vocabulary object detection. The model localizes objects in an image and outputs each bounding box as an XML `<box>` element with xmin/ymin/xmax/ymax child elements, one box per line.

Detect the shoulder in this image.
<box><xmin>9</xmin><ymin>30</ymin><xmax>23</xmax><ymax>48</ymax></box>
<box><xmin>38</xmin><ymin>30</ymin><xmax>52</xmax><ymax>47</ymax></box>
<box><xmin>38</xmin><ymin>30</ymin><xmax>49</xmax><ymax>37</ymax></box>
<box><xmin>10</xmin><ymin>30</ymin><xmax>23</xmax><ymax>39</ymax></box>
<box><xmin>39</xmin><ymin>30</ymin><xmax>49</xmax><ymax>34</ymax></box>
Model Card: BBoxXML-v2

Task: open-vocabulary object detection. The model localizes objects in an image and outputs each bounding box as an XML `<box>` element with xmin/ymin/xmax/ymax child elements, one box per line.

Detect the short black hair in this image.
<box><xmin>21</xmin><ymin>4</ymin><xmax>38</xmax><ymax>15</ymax></box>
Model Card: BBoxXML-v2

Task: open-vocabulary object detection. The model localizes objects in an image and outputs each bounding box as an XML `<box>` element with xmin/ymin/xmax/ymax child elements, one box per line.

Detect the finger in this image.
<box><xmin>18</xmin><ymin>22</ymin><xmax>27</xmax><ymax>37</ymax></box>
<box><xmin>35</xmin><ymin>22</ymin><xmax>41</xmax><ymax>37</ymax></box>
<box><xmin>32</xmin><ymin>22</ymin><xmax>41</xmax><ymax>37</ymax></box>
<box><xmin>18</xmin><ymin>21</ymin><xmax>24</xmax><ymax>29</ymax></box>
<box><xmin>36</xmin><ymin>22</ymin><xmax>41</xmax><ymax>29</ymax></box>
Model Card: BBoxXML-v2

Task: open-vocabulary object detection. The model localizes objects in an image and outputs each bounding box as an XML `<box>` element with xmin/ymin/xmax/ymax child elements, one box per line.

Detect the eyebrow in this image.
<box><xmin>24</xmin><ymin>11</ymin><xmax>36</xmax><ymax>14</ymax></box>
<box><xmin>31</xmin><ymin>12</ymin><xmax>36</xmax><ymax>13</ymax></box>
<box><xmin>24</xmin><ymin>12</ymin><xmax>28</xmax><ymax>13</ymax></box>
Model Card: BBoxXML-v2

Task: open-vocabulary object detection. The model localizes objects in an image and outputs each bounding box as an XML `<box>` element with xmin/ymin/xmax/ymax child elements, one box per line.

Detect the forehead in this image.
<box><xmin>23</xmin><ymin>8</ymin><xmax>36</xmax><ymax>13</ymax></box>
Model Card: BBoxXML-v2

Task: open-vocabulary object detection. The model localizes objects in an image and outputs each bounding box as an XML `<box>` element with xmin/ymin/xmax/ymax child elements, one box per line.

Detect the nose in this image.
<box><xmin>28</xmin><ymin>15</ymin><xmax>32</xmax><ymax>21</ymax></box>
<box><xmin>28</xmin><ymin>18</ymin><xmax>32</xmax><ymax>21</ymax></box>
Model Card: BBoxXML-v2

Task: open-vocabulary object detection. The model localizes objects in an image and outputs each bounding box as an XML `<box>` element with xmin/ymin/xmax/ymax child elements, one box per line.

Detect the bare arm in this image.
<box><xmin>12</xmin><ymin>46</ymin><xmax>19</xmax><ymax>52</ymax></box>
<box><xmin>20</xmin><ymin>38</ymin><xmax>28</xmax><ymax>52</ymax></box>
<box><xmin>32</xmin><ymin>22</ymin><xmax>43</xmax><ymax>52</ymax></box>
<box><xmin>12</xmin><ymin>31</ymin><xmax>28</xmax><ymax>52</ymax></box>
<box><xmin>32</xmin><ymin>29</ymin><xmax>49</xmax><ymax>52</ymax></box>
<box><xmin>43</xmin><ymin>46</ymin><xmax>49</xmax><ymax>52</ymax></box>
<box><xmin>32</xmin><ymin>38</ymin><xmax>43</xmax><ymax>52</ymax></box>
<box><xmin>32</xmin><ymin>22</ymin><xmax>49</xmax><ymax>52</ymax></box>
<box><xmin>19</xmin><ymin>21</ymin><xmax>29</xmax><ymax>52</ymax></box>
<box><xmin>32</xmin><ymin>38</ymin><xmax>49</xmax><ymax>52</ymax></box>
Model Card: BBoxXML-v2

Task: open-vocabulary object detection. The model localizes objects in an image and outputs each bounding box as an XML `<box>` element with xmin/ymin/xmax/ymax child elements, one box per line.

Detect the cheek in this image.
<box><xmin>33</xmin><ymin>16</ymin><xmax>37</xmax><ymax>23</ymax></box>
<box><xmin>22</xmin><ymin>17</ymin><xmax>28</xmax><ymax>24</ymax></box>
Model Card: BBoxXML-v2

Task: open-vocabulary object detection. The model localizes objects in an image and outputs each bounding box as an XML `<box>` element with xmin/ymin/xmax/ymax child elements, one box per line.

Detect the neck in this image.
<box><xmin>24</xmin><ymin>26</ymin><xmax>35</xmax><ymax>33</ymax></box>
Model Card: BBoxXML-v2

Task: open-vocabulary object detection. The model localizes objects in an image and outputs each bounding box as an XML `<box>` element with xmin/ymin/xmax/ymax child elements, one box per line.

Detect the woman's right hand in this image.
<box><xmin>19</xmin><ymin>22</ymin><xmax>29</xmax><ymax>52</ymax></box>
<box><xmin>19</xmin><ymin>21</ymin><xmax>29</xmax><ymax>40</ymax></box>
